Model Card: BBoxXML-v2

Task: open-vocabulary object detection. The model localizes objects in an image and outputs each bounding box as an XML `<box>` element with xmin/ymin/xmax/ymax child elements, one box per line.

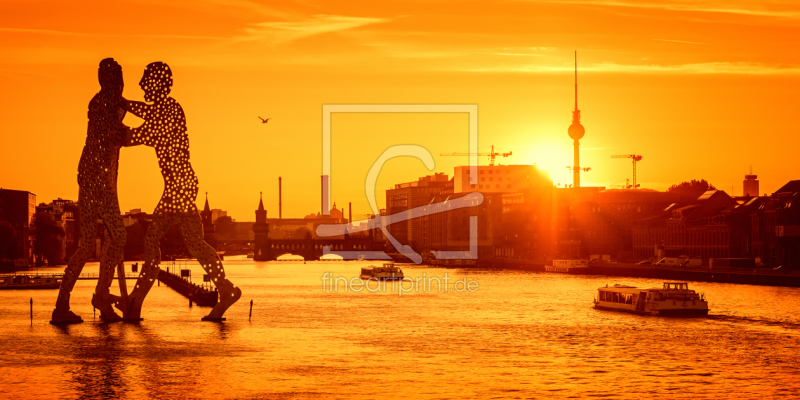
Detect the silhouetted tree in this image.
<box><xmin>34</xmin><ymin>212</ymin><xmax>65</xmax><ymax>265</ymax></box>
<box><xmin>214</xmin><ymin>216</ymin><xmax>236</xmax><ymax>238</ymax></box>
<box><xmin>0</xmin><ymin>221</ymin><xmax>17</xmax><ymax>261</ymax></box>
<box><xmin>667</xmin><ymin>179</ymin><xmax>716</xmax><ymax>198</ymax></box>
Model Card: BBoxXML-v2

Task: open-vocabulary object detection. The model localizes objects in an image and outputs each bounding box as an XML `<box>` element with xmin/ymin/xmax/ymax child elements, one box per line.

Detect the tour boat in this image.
<box><xmin>593</xmin><ymin>282</ymin><xmax>709</xmax><ymax>316</ymax></box>
<box><xmin>0</xmin><ymin>274</ymin><xmax>62</xmax><ymax>290</ymax></box>
<box><xmin>360</xmin><ymin>263</ymin><xmax>405</xmax><ymax>281</ymax></box>
<box><xmin>545</xmin><ymin>259</ymin><xmax>589</xmax><ymax>273</ymax></box>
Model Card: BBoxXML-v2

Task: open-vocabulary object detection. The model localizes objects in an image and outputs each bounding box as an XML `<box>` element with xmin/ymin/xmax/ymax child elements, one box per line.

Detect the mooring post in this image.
<box><xmin>30</xmin><ymin>298</ymin><xmax>33</xmax><ymax>326</ymax></box>
<box><xmin>249</xmin><ymin>299</ymin><xmax>253</xmax><ymax>321</ymax></box>
<box><xmin>189</xmin><ymin>298</ymin><xmax>192</xmax><ymax>307</ymax></box>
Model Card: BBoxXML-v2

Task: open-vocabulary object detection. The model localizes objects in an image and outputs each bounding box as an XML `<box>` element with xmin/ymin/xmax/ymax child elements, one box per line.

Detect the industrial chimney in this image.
<box><xmin>278</xmin><ymin>177</ymin><xmax>282</xmax><ymax>219</ymax></box>
<box><xmin>321</xmin><ymin>175</ymin><xmax>329</xmax><ymax>215</ymax></box>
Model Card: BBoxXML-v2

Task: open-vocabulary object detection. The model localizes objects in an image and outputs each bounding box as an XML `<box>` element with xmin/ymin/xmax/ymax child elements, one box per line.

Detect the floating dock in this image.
<box><xmin>156</xmin><ymin>268</ymin><xmax>218</xmax><ymax>307</ymax></box>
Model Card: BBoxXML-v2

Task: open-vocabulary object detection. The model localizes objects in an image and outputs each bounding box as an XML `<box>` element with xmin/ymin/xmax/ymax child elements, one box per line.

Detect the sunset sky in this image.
<box><xmin>1</xmin><ymin>0</ymin><xmax>798</xmax><ymax>221</ymax></box>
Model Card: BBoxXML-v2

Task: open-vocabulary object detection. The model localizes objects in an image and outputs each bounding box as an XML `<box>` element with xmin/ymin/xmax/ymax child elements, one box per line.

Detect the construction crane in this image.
<box><xmin>566</xmin><ymin>166</ymin><xmax>591</xmax><ymax>173</ymax></box>
<box><xmin>612</xmin><ymin>154</ymin><xmax>643</xmax><ymax>189</ymax></box>
<box><xmin>440</xmin><ymin>145</ymin><xmax>512</xmax><ymax>166</ymax></box>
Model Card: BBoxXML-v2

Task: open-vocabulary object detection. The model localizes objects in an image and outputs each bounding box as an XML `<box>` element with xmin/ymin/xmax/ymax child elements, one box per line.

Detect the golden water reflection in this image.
<box><xmin>2</xmin><ymin>258</ymin><xmax>800</xmax><ymax>398</ymax></box>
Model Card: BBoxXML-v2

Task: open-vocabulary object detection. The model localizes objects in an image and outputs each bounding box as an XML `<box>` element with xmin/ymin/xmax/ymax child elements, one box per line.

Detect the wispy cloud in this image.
<box><xmin>493</xmin><ymin>46</ymin><xmax>555</xmax><ymax>56</ymax></box>
<box><xmin>237</xmin><ymin>15</ymin><xmax>389</xmax><ymax>45</ymax></box>
<box><xmin>465</xmin><ymin>62</ymin><xmax>800</xmax><ymax>75</ymax></box>
<box><xmin>0</xmin><ymin>27</ymin><xmax>223</xmax><ymax>40</ymax></box>
<box><xmin>1</xmin><ymin>13</ymin><xmax>387</xmax><ymax>47</ymax></box>
<box><xmin>548</xmin><ymin>0</ymin><xmax>800</xmax><ymax>19</ymax></box>
<box><xmin>373</xmin><ymin>45</ymin><xmax>557</xmax><ymax>60</ymax></box>
<box><xmin>494</xmin><ymin>52</ymin><xmax>545</xmax><ymax>56</ymax></box>
<box><xmin>653</xmin><ymin>38</ymin><xmax>703</xmax><ymax>44</ymax></box>
<box><xmin>0</xmin><ymin>68</ymin><xmax>55</xmax><ymax>78</ymax></box>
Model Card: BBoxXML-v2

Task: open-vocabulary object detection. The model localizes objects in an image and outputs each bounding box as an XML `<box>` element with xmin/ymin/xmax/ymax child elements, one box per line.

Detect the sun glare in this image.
<box><xmin>520</xmin><ymin>142</ymin><xmax>572</xmax><ymax>187</ymax></box>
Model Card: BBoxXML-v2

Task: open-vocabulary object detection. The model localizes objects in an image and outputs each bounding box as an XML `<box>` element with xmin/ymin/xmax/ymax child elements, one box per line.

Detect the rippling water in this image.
<box><xmin>2</xmin><ymin>257</ymin><xmax>800</xmax><ymax>399</ymax></box>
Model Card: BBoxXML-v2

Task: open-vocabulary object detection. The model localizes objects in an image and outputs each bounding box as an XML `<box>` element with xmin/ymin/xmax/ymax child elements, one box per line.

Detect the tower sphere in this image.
<box><xmin>568</xmin><ymin>122</ymin><xmax>585</xmax><ymax>140</ymax></box>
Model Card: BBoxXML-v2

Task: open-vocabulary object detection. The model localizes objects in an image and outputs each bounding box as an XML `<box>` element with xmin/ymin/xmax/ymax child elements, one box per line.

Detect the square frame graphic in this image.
<box><xmin>321</xmin><ymin>104</ymin><xmax>480</xmax><ymax>262</ymax></box>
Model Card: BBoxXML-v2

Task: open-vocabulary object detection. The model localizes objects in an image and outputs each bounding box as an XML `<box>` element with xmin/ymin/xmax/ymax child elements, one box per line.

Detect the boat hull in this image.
<box><xmin>651</xmin><ymin>308</ymin><xmax>709</xmax><ymax>316</ymax></box>
<box><xmin>360</xmin><ymin>275</ymin><xmax>404</xmax><ymax>281</ymax></box>
<box><xmin>594</xmin><ymin>303</ymin><xmax>709</xmax><ymax>316</ymax></box>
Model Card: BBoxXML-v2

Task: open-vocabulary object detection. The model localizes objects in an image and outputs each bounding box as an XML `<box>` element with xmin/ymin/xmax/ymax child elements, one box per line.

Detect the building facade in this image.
<box><xmin>0</xmin><ymin>188</ymin><xmax>36</xmax><ymax>265</ymax></box>
<box><xmin>386</xmin><ymin>173</ymin><xmax>452</xmax><ymax>250</ymax></box>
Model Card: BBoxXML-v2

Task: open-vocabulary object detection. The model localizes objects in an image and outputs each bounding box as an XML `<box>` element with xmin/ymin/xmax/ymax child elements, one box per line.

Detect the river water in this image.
<box><xmin>2</xmin><ymin>257</ymin><xmax>799</xmax><ymax>399</ymax></box>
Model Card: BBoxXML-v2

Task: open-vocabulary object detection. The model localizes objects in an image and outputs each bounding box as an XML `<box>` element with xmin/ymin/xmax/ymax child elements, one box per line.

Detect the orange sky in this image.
<box><xmin>1</xmin><ymin>0</ymin><xmax>799</xmax><ymax>221</ymax></box>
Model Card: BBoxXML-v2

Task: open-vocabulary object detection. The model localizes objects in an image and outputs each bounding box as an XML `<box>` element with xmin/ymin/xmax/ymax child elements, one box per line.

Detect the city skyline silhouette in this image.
<box><xmin>2</xmin><ymin>1</ymin><xmax>799</xmax><ymax>221</ymax></box>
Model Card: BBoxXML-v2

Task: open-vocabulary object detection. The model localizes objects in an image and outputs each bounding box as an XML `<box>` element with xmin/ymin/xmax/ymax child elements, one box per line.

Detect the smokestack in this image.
<box><xmin>321</xmin><ymin>175</ymin><xmax>329</xmax><ymax>215</ymax></box>
<box><xmin>278</xmin><ymin>177</ymin><xmax>282</xmax><ymax>219</ymax></box>
<box><xmin>349</xmin><ymin>202</ymin><xmax>352</xmax><ymax>223</ymax></box>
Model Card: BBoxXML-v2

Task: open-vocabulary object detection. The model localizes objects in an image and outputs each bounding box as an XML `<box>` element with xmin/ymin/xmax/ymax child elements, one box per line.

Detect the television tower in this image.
<box><xmin>567</xmin><ymin>51</ymin><xmax>588</xmax><ymax>188</ymax></box>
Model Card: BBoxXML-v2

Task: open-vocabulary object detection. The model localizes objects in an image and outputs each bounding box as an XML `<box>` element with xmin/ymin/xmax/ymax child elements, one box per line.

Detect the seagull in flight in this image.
<box><xmin>258</xmin><ymin>116</ymin><xmax>271</xmax><ymax>124</ymax></box>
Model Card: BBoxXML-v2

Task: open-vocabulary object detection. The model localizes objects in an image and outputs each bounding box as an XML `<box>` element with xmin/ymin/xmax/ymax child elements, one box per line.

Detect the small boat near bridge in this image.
<box><xmin>360</xmin><ymin>263</ymin><xmax>405</xmax><ymax>281</ymax></box>
<box><xmin>0</xmin><ymin>274</ymin><xmax>62</xmax><ymax>290</ymax></box>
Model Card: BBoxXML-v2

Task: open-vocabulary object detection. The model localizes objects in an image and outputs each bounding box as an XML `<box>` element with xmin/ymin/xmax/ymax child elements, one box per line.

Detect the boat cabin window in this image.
<box><xmin>664</xmin><ymin>282</ymin><xmax>688</xmax><ymax>290</ymax></box>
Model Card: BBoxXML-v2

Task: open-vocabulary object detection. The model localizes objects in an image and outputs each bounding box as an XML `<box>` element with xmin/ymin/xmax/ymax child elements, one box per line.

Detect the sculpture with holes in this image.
<box><xmin>119</xmin><ymin>62</ymin><xmax>242</xmax><ymax>321</ymax></box>
<box><xmin>51</xmin><ymin>58</ymin><xmax>129</xmax><ymax>325</ymax></box>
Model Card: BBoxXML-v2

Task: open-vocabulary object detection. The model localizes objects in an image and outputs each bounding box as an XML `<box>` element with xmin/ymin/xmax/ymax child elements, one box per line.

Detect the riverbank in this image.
<box><xmin>480</xmin><ymin>258</ymin><xmax>800</xmax><ymax>288</ymax></box>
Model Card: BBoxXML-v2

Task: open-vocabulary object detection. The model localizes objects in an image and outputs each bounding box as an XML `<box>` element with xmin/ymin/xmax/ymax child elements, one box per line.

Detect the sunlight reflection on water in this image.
<box><xmin>2</xmin><ymin>257</ymin><xmax>799</xmax><ymax>399</ymax></box>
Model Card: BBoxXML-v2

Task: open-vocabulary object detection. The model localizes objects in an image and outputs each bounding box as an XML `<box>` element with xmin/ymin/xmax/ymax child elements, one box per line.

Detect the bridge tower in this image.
<box><xmin>253</xmin><ymin>192</ymin><xmax>270</xmax><ymax>261</ymax></box>
<box><xmin>201</xmin><ymin>192</ymin><xmax>217</xmax><ymax>250</ymax></box>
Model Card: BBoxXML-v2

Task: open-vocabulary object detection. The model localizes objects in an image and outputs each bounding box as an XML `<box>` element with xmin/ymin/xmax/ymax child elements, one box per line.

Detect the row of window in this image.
<box><xmin>600</xmin><ymin>291</ymin><xmax>635</xmax><ymax>304</ymax></box>
<box><xmin>469</xmin><ymin>184</ymin><xmax>513</xmax><ymax>189</ymax></box>
<box><xmin>465</xmin><ymin>169</ymin><xmax>510</xmax><ymax>175</ymax></box>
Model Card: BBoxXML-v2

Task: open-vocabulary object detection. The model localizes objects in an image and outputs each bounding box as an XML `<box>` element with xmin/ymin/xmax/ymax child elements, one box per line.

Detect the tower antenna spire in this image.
<box><xmin>574</xmin><ymin>50</ymin><xmax>578</xmax><ymax>112</ymax></box>
<box><xmin>567</xmin><ymin>50</ymin><xmax>587</xmax><ymax>188</ymax></box>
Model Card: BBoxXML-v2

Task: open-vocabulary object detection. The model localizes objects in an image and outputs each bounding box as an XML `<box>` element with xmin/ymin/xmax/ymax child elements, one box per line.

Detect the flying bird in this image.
<box><xmin>258</xmin><ymin>116</ymin><xmax>271</xmax><ymax>124</ymax></box>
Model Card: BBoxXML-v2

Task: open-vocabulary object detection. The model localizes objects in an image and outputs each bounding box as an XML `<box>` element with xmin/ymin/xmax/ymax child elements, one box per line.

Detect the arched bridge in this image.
<box><xmin>217</xmin><ymin>237</ymin><xmax>382</xmax><ymax>261</ymax></box>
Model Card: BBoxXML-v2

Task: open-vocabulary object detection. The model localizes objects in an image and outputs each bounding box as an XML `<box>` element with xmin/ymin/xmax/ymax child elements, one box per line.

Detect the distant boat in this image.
<box><xmin>0</xmin><ymin>274</ymin><xmax>62</xmax><ymax>290</ymax></box>
<box><xmin>246</xmin><ymin>252</ymin><xmax>254</xmax><ymax>259</ymax></box>
<box><xmin>593</xmin><ymin>282</ymin><xmax>709</xmax><ymax>316</ymax></box>
<box><xmin>360</xmin><ymin>263</ymin><xmax>404</xmax><ymax>281</ymax></box>
<box><xmin>320</xmin><ymin>253</ymin><xmax>344</xmax><ymax>262</ymax></box>
<box><xmin>545</xmin><ymin>259</ymin><xmax>588</xmax><ymax>273</ymax></box>
<box><xmin>277</xmin><ymin>254</ymin><xmax>304</xmax><ymax>262</ymax></box>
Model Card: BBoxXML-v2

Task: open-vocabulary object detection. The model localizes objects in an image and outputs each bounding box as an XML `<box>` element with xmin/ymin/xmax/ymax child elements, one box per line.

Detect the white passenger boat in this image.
<box><xmin>593</xmin><ymin>282</ymin><xmax>709</xmax><ymax>316</ymax></box>
<box><xmin>545</xmin><ymin>259</ymin><xmax>589</xmax><ymax>273</ymax></box>
<box><xmin>360</xmin><ymin>263</ymin><xmax>405</xmax><ymax>281</ymax></box>
<box><xmin>0</xmin><ymin>274</ymin><xmax>62</xmax><ymax>290</ymax></box>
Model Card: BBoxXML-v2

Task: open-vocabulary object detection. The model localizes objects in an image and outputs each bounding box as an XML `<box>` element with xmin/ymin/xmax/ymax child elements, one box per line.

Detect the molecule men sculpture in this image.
<box><xmin>51</xmin><ymin>60</ymin><xmax>241</xmax><ymax>324</ymax></box>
